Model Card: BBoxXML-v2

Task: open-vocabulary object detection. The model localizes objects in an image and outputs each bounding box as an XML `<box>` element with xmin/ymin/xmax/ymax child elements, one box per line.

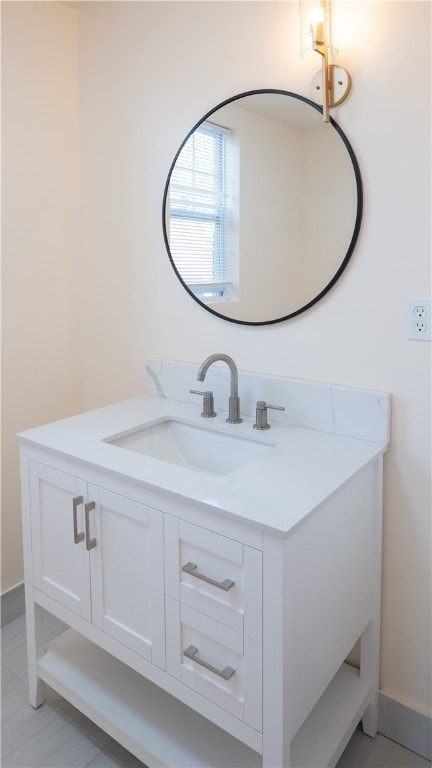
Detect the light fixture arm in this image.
<box><xmin>305</xmin><ymin>0</ymin><xmax>352</xmax><ymax>122</ymax></box>
<box><xmin>312</xmin><ymin>16</ymin><xmax>330</xmax><ymax>122</ymax></box>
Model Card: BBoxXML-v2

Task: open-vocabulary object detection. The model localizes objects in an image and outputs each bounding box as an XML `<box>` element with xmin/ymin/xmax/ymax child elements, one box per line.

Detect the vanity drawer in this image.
<box><xmin>164</xmin><ymin>516</ymin><xmax>262</xmax><ymax>641</ymax></box>
<box><xmin>166</xmin><ymin>597</ymin><xmax>262</xmax><ymax>731</ymax></box>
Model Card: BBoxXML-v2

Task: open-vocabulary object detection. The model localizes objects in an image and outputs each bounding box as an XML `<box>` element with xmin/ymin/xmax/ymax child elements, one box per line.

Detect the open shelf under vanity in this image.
<box><xmin>39</xmin><ymin>628</ymin><xmax>373</xmax><ymax>768</ymax></box>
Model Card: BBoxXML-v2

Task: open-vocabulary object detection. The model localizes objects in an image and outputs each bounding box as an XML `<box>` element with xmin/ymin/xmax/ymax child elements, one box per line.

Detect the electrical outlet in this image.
<box><xmin>406</xmin><ymin>298</ymin><xmax>432</xmax><ymax>341</ymax></box>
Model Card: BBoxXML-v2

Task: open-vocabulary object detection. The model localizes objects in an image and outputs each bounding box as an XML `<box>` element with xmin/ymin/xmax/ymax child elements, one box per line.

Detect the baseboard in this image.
<box><xmin>379</xmin><ymin>692</ymin><xmax>432</xmax><ymax>761</ymax></box>
<box><xmin>1</xmin><ymin>582</ymin><xmax>25</xmax><ymax>627</ymax></box>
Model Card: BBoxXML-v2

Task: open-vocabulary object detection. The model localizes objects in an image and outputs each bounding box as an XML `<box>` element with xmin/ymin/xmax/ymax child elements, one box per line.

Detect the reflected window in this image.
<box><xmin>169</xmin><ymin>121</ymin><xmax>238</xmax><ymax>302</ymax></box>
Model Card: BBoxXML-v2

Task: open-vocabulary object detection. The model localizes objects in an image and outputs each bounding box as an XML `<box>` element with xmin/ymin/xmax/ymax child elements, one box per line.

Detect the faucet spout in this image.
<box><xmin>197</xmin><ymin>353</ymin><xmax>242</xmax><ymax>424</ymax></box>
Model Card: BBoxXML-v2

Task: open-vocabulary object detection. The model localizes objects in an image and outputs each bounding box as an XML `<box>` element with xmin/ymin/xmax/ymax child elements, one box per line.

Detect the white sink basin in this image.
<box><xmin>104</xmin><ymin>418</ymin><xmax>275</xmax><ymax>476</ymax></box>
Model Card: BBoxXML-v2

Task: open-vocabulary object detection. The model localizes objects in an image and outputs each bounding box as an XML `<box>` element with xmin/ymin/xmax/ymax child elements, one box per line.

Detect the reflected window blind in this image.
<box><xmin>169</xmin><ymin>122</ymin><xmax>232</xmax><ymax>296</ymax></box>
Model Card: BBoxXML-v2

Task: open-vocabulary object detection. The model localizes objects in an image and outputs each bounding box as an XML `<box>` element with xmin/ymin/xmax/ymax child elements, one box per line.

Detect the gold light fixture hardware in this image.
<box><xmin>301</xmin><ymin>0</ymin><xmax>352</xmax><ymax>122</ymax></box>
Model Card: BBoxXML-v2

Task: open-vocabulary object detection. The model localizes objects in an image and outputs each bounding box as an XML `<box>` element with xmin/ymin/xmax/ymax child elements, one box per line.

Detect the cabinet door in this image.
<box><xmin>30</xmin><ymin>461</ymin><xmax>91</xmax><ymax>620</ymax></box>
<box><xmin>89</xmin><ymin>486</ymin><xmax>165</xmax><ymax>668</ymax></box>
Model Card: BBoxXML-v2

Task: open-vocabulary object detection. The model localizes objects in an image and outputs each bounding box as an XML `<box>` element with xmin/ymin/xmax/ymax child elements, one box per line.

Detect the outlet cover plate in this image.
<box><xmin>406</xmin><ymin>298</ymin><xmax>432</xmax><ymax>341</ymax></box>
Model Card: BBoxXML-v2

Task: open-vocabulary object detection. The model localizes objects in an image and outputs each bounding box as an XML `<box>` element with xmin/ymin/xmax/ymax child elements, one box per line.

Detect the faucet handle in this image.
<box><xmin>253</xmin><ymin>401</ymin><xmax>285</xmax><ymax>430</ymax></box>
<box><xmin>190</xmin><ymin>390</ymin><xmax>217</xmax><ymax>418</ymax></box>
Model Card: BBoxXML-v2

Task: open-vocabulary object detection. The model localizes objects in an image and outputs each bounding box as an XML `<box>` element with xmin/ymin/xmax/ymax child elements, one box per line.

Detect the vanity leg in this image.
<box><xmin>25</xmin><ymin>599</ymin><xmax>45</xmax><ymax>708</ymax></box>
<box><xmin>20</xmin><ymin>451</ymin><xmax>45</xmax><ymax>708</ymax></box>
<box><xmin>360</xmin><ymin>458</ymin><xmax>383</xmax><ymax>737</ymax></box>
<box><xmin>262</xmin><ymin>534</ymin><xmax>291</xmax><ymax>767</ymax></box>
<box><xmin>360</xmin><ymin>619</ymin><xmax>379</xmax><ymax>736</ymax></box>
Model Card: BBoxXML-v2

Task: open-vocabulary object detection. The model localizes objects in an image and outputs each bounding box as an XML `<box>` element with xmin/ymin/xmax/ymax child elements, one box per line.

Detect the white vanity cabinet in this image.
<box><xmin>18</xmin><ymin>391</ymin><xmax>388</xmax><ymax>768</ymax></box>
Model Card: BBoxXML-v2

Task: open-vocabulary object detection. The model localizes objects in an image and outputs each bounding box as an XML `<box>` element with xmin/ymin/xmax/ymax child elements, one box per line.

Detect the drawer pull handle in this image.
<box><xmin>182</xmin><ymin>562</ymin><xmax>234</xmax><ymax>591</ymax></box>
<box><xmin>85</xmin><ymin>501</ymin><xmax>96</xmax><ymax>550</ymax></box>
<box><xmin>72</xmin><ymin>496</ymin><xmax>84</xmax><ymax>544</ymax></box>
<box><xmin>183</xmin><ymin>645</ymin><xmax>235</xmax><ymax>681</ymax></box>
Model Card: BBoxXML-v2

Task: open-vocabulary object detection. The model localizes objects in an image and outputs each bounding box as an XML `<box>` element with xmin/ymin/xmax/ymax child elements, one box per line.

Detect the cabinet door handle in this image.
<box><xmin>183</xmin><ymin>645</ymin><xmax>235</xmax><ymax>681</ymax></box>
<box><xmin>85</xmin><ymin>501</ymin><xmax>96</xmax><ymax>550</ymax></box>
<box><xmin>72</xmin><ymin>496</ymin><xmax>84</xmax><ymax>544</ymax></box>
<box><xmin>182</xmin><ymin>562</ymin><xmax>234</xmax><ymax>592</ymax></box>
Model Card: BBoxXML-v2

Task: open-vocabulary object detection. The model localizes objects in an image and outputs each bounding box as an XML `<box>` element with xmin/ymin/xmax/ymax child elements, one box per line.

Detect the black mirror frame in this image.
<box><xmin>162</xmin><ymin>89</ymin><xmax>363</xmax><ymax>326</ymax></box>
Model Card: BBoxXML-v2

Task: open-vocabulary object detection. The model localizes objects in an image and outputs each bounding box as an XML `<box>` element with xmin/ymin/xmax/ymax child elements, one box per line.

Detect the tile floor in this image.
<box><xmin>2</xmin><ymin>612</ymin><xmax>431</xmax><ymax>768</ymax></box>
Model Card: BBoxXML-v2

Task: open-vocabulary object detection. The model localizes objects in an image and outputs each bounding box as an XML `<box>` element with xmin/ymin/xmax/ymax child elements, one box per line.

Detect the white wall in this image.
<box><xmin>2</xmin><ymin>0</ymin><xmax>430</xmax><ymax>723</ymax></box>
<box><xmin>1</xmin><ymin>1</ymin><xmax>82</xmax><ymax>592</ymax></box>
<box><xmin>78</xmin><ymin>0</ymin><xmax>431</xmax><ymax>718</ymax></box>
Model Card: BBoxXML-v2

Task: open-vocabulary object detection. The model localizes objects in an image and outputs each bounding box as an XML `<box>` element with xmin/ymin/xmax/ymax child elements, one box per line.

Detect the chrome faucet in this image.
<box><xmin>197</xmin><ymin>353</ymin><xmax>242</xmax><ymax>424</ymax></box>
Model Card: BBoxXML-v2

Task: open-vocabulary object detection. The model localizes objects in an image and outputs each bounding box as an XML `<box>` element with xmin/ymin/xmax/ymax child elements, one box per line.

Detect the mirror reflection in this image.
<box><xmin>163</xmin><ymin>90</ymin><xmax>362</xmax><ymax>325</ymax></box>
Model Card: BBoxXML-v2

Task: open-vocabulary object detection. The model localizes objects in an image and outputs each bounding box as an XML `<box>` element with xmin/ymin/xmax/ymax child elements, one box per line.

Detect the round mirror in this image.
<box><xmin>162</xmin><ymin>89</ymin><xmax>362</xmax><ymax>325</ymax></box>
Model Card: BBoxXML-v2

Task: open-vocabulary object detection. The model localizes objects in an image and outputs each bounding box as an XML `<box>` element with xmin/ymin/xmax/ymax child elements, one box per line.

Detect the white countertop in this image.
<box><xmin>17</xmin><ymin>395</ymin><xmax>387</xmax><ymax>536</ymax></box>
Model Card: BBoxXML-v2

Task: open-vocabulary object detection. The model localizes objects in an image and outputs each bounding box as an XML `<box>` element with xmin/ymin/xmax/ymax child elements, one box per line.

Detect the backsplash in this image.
<box><xmin>146</xmin><ymin>358</ymin><xmax>391</xmax><ymax>445</ymax></box>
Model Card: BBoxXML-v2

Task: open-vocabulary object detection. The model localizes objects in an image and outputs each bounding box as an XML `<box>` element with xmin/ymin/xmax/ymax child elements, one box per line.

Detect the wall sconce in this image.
<box><xmin>300</xmin><ymin>0</ymin><xmax>351</xmax><ymax>122</ymax></box>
